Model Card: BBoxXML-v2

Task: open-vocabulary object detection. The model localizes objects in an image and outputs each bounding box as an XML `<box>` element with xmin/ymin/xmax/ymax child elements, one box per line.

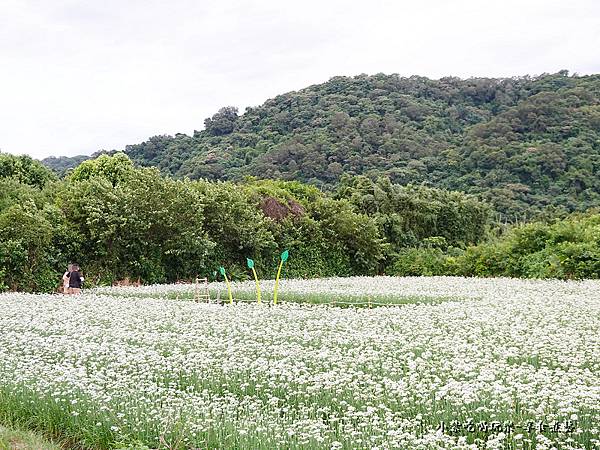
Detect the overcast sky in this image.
<box><xmin>1</xmin><ymin>0</ymin><xmax>599</xmax><ymax>159</ymax></box>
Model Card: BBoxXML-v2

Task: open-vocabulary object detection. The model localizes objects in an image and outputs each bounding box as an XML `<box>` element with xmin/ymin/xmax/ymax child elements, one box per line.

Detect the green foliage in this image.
<box><xmin>61</xmin><ymin>165</ymin><xmax>214</xmax><ymax>284</ymax></box>
<box><xmin>465</xmin><ymin>212</ymin><xmax>600</xmax><ymax>279</ymax></box>
<box><xmin>61</xmin><ymin>71</ymin><xmax>595</xmax><ymax>220</ymax></box>
<box><xmin>203</xmin><ymin>106</ymin><xmax>239</xmax><ymax>136</ymax></box>
<box><xmin>241</xmin><ymin>179</ymin><xmax>385</xmax><ymax>277</ymax></box>
<box><xmin>5</xmin><ymin>151</ymin><xmax>600</xmax><ymax>290</ymax></box>
<box><xmin>0</xmin><ymin>269</ymin><xmax>6</xmax><ymax>292</ymax></box>
<box><xmin>193</xmin><ymin>180</ymin><xmax>277</xmax><ymax>278</ymax></box>
<box><xmin>0</xmin><ymin>155</ymin><xmax>391</xmax><ymax>289</ymax></box>
<box><xmin>0</xmin><ymin>423</ymin><xmax>61</xmax><ymax>450</ymax></box>
<box><xmin>391</xmin><ymin>247</ymin><xmax>453</xmax><ymax>276</ymax></box>
<box><xmin>309</xmin><ymin>197</ymin><xmax>385</xmax><ymax>275</ymax></box>
<box><xmin>69</xmin><ymin>153</ymin><xmax>135</xmax><ymax>186</ymax></box>
<box><xmin>0</xmin><ymin>178</ymin><xmax>45</xmax><ymax>212</ymax></box>
<box><xmin>244</xmin><ymin>178</ymin><xmax>323</xmax><ymax>205</ymax></box>
<box><xmin>42</xmin><ymin>72</ymin><xmax>600</xmax><ymax>220</ymax></box>
<box><xmin>0</xmin><ymin>202</ymin><xmax>58</xmax><ymax>292</ymax></box>
<box><xmin>40</xmin><ymin>154</ymin><xmax>94</xmax><ymax>177</ymax></box>
<box><xmin>335</xmin><ymin>175</ymin><xmax>492</xmax><ymax>267</ymax></box>
<box><xmin>0</xmin><ymin>153</ymin><xmax>56</xmax><ymax>188</ymax></box>
<box><xmin>393</xmin><ymin>212</ymin><xmax>600</xmax><ymax>280</ymax></box>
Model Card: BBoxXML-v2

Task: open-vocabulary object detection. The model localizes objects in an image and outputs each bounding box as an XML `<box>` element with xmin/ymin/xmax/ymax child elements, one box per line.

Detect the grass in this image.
<box><xmin>0</xmin><ymin>423</ymin><xmax>60</xmax><ymax>450</ymax></box>
<box><xmin>105</xmin><ymin>288</ymin><xmax>469</xmax><ymax>307</ymax></box>
<box><xmin>209</xmin><ymin>289</ymin><xmax>469</xmax><ymax>306</ymax></box>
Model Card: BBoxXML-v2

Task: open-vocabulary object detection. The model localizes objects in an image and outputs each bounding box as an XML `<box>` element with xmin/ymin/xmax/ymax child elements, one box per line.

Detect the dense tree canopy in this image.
<box><xmin>335</xmin><ymin>175</ymin><xmax>492</xmax><ymax>260</ymax></box>
<box><xmin>0</xmin><ymin>153</ymin><xmax>56</xmax><ymax>188</ymax></box>
<box><xmin>1</xmin><ymin>154</ymin><xmax>497</xmax><ymax>291</ymax></box>
<box><xmin>42</xmin><ymin>71</ymin><xmax>600</xmax><ymax>220</ymax></box>
<box><xmin>41</xmin><ymin>154</ymin><xmax>96</xmax><ymax>177</ymax></box>
<box><xmin>203</xmin><ymin>106</ymin><xmax>239</xmax><ymax>136</ymax></box>
<box><xmin>69</xmin><ymin>152</ymin><xmax>135</xmax><ymax>186</ymax></box>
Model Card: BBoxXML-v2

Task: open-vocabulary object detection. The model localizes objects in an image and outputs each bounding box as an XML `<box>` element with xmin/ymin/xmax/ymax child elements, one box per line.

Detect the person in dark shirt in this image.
<box><xmin>68</xmin><ymin>264</ymin><xmax>83</xmax><ymax>294</ymax></box>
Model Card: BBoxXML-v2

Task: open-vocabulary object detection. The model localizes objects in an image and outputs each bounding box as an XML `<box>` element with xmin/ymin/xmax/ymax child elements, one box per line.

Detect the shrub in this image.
<box><xmin>454</xmin><ymin>212</ymin><xmax>600</xmax><ymax>279</ymax></box>
<box><xmin>391</xmin><ymin>247</ymin><xmax>453</xmax><ymax>276</ymax></box>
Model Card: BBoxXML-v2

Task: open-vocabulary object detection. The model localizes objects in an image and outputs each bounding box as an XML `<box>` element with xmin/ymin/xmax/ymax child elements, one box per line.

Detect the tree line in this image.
<box><xmin>3</xmin><ymin>152</ymin><xmax>598</xmax><ymax>292</ymax></box>
<box><xmin>1</xmin><ymin>153</ymin><xmax>494</xmax><ymax>292</ymax></box>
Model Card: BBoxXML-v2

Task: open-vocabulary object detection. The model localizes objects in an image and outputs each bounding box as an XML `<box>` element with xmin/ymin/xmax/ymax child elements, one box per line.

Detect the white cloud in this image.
<box><xmin>0</xmin><ymin>0</ymin><xmax>598</xmax><ymax>158</ymax></box>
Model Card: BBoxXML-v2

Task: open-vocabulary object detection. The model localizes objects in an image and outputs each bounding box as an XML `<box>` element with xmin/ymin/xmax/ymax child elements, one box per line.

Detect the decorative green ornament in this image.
<box><xmin>247</xmin><ymin>258</ymin><xmax>254</xmax><ymax>269</ymax></box>
<box><xmin>219</xmin><ymin>266</ymin><xmax>225</xmax><ymax>276</ymax></box>
<box><xmin>281</xmin><ymin>250</ymin><xmax>289</xmax><ymax>262</ymax></box>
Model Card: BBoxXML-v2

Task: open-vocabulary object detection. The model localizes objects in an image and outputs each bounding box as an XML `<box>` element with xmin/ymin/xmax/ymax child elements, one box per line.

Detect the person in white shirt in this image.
<box><xmin>62</xmin><ymin>264</ymin><xmax>73</xmax><ymax>294</ymax></box>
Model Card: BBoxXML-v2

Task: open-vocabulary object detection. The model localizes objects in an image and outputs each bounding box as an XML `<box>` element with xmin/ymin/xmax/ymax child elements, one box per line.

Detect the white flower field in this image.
<box><xmin>1</xmin><ymin>276</ymin><xmax>599</xmax><ymax>449</ymax></box>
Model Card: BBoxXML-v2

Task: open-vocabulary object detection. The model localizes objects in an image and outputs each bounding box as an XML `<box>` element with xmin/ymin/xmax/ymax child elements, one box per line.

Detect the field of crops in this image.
<box><xmin>1</xmin><ymin>276</ymin><xmax>599</xmax><ymax>449</ymax></box>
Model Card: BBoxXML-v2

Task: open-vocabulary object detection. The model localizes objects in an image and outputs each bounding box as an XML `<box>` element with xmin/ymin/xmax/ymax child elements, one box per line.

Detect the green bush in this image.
<box><xmin>391</xmin><ymin>247</ymin><xmax>451</xmax><ymax>276</ymax></box>
<box><xmin>454</xmin><ymin>212</ymin><xmax>600</xmax><ymax>279</ymax></box>
<box><xmin>0</xmin><ymin>202</ymin><xmax>61</xmax><ymax>292</ymax></box>
<box><xmin>392</xmin><ymin>212</ymin><xmax>600</xmax><ymax>280</ymax></box>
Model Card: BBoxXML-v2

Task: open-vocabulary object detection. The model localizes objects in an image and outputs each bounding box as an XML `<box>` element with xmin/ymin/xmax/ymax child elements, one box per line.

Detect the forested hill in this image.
<box><xmin>42</xmin><ymin>71</ymin><xmax>600</xmax><ymax>219</ymax></box>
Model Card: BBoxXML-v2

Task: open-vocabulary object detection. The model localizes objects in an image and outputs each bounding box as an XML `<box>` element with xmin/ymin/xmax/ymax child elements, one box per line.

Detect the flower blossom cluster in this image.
<box><xmin>1</xmin><ymin>276</ymin><xmax>599</xmax><ymax>448</ymax></box>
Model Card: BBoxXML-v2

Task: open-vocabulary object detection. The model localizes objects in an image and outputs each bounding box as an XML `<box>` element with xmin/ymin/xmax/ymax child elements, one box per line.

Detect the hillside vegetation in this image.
<box><xmin>44</xmin><ymin>71</ymin><xmax>600</xmax><ymax>220</ymax></box>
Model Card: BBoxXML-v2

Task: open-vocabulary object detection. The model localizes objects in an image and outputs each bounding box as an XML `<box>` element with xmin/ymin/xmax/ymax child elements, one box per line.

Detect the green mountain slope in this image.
<box><xmin>43</xmin><ymin>71</ymin><xmax>600</xmax><ymax>219</ymax></box>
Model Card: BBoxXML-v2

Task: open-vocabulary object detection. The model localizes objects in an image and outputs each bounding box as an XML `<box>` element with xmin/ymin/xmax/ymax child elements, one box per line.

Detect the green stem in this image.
<box><xmin>251</xmin><ymin>267</ymin><xmax>261</xmax><ymax>304</ymax></box>
<box><xmin>224</xmin><ymin>274</ymin><xmax>233</xmax><ymax>304</ymax></box>
<box><xmin>273</xmin><ymin>260</ymin><xmax>283</xmax><ymax>305</ymax></box>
